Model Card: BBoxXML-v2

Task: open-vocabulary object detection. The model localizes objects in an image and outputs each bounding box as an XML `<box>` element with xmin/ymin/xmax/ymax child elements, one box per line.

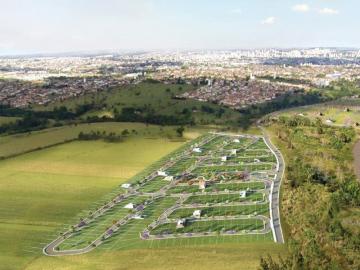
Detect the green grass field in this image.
<box><xmin>36</xmin><ymin>82</ymin><xmax>241</xmax><ymax>125</ymax></box>
<box><xmin>0</xmin><ymin>122</ymin><xmax>186</xmax><ymax>159</ymax></box>
<box><xmin>168</xmin><ymin>204</ymin><xmax>269</xmax><ymax>219</ymax></box>
<box><xmin>151</xmin><ymin>219</ymin><xmax>264</xmax><ymax>235</ymax></box>
<box><xmin>0</xmin><ymin>134</ymin><xmax>185</xmax><ymax>270</ymax></box>
<box><xmin>0</xmin><ymin>116</ymin><xmax>19</xmax><ymax>125</ymax></box>
<box><xmin>277</xmin><ymin>102</ymin><xmax>360</xmax><ymax>127</ymax></box>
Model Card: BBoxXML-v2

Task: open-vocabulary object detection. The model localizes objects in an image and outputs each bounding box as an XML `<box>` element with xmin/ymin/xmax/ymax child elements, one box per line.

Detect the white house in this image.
<box><xmin>193</xmin><ymin>210</ymin><xmax>201</xmax><ymax>218</ymax></box>
<box><xmin>193</xmin><ymin>147</ymin><xmax>202</xmax><ymax>153</ymax></box>
<box><xmin>230</xmin><ymin>149</ymin><xmax>237</xmax><ymax>156</ymax></box>
<box><xmin>176</xmin><ymin>218</ymin><xmax>186</xmax><ymax>229</ymax></box>
<box><xmin>124</xmin><ymin>203</ymin><xmax>134</xmax><ymax>209</ymax></box>
<box><xmin>121</xmin><ymin>183</ymin><xmax>131</xmax><ymax>189</ymax></box>
<box><xmin>254</xmin><ymin>158</ymin><xmax>260</xmax><ymax>163</ymax></box>
<box><xmin>239</xmin><ymin>190</ymin><xmax>247</xmax><ymax>198</ymax></box>
<box><xmin>221</xmin><ymin>156</ymin><xmax>227</xmax><ymax>162</ymax></box>
<box><xmin>164</xmin><ymin>176</ymin><xmax>174</xmax><ymax>181</ymax></box>
<box><xmin>199</xmin><ymin>178</ymin><xmax>207</xmax><ymax>190</ymax></box>
<box><xmin>157</xmin><ymin>171</ymin><xmax>167</xmax><ymax>177</ymax></box>
<box><xmin>233</xmin><ymin>139</ymin><xmax>240</xmax><ymax>143</ymax></box>
<box><xmin>326</xmin><ymin>119</ymin><xmax>334</xmax><ymax>124</ymax></box>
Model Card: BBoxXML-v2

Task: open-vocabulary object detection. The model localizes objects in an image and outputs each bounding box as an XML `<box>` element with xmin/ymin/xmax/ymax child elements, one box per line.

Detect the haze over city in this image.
<box><xmin>0</xmin><ymin>0</ymin><xmax>359</xmax><ymax>55</ymax></box>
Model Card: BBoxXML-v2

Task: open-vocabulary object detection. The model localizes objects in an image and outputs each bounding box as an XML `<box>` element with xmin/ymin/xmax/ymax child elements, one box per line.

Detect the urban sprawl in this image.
<box><xmin>1</xmin><ymin>48</ymin><xmax>360</xmax><ymax>108</ymax></box>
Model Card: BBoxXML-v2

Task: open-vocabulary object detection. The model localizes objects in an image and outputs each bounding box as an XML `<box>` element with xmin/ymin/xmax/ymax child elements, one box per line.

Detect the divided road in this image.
<box><xmin>261</xmin><ymin>128</ymin><xmax>285</xmax><ymax>243</ymax></box>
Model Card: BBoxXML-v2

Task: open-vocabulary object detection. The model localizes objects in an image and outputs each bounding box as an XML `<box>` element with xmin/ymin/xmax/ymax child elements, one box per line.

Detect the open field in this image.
<box><xmin>0</xmin><ymin>134</ymin><xmax>185</xmax><ymax>270</ymax></box>
<box><xmin>24</xmin><ymin>243</ymin><xmax>286</xmax><ymax>270</ymax></box>
<box><xmin>276</xmin><ymin>101</ymin><xmax>360</xmax><ymax>127</ymax></box>
<box><xmin>0</xmin><ymin>116</ymin><xmax>19</xmax><ymax>125</ymax></box>
<box><xmin>0</xmin><ymin>122</ymin><xmax>188</xmax><ymax>159</ymax></box>
<box><xmin>35</xmin><ymin>82</ymin><xmax>241</xmax><ymax>125</ymax></box>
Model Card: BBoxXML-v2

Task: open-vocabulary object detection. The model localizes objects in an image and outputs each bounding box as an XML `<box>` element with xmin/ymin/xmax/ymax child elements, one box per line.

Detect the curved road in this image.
<box><xmin>261</xmin><ymin>128</ymin><xmax>285</xmax><ymax>243</ymax></box>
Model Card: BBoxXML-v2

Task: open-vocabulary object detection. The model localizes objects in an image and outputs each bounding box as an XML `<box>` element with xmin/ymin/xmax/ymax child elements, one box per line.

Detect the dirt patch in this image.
<box><xmin>352</xmin><ymin>140</ymin><xmax>360</xmax><ymax>181</ymax></box>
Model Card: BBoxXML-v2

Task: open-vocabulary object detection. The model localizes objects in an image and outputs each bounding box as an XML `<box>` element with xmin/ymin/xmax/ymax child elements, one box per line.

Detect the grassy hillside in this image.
<box><xmin>36</xmin><ymin>82</ymin><xmax>241</xmax><ymax>125</ymax></box>
<box><xmin>273</xmin><ymin>99</ymin><xmax>360</xmax><ymax>128</ymax></box>
<box><xmin>0</xmin><ymin>122</ymin><xmax>187</xmax><ymax>159</ymax></box>
<box><xmin>25</xmin><ymin>243</ymin><xmax>285</xmax><ymax>270</ymax></box>
<box><xmin>0</xmin><ymin>116</ymin><xmax>19</xmax><ymax>125</ymax></box>
<box><xmin>261</xmin><ymin>114</ymin><xmax>360</xmax><ymax>269</ymax></box>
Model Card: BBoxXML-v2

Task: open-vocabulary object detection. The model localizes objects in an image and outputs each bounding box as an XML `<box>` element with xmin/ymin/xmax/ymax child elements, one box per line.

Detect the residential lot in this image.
<box><xmin>44</xmin><ymin>133</ymin><xmax>278</xmax><ymax>254</ymax></box>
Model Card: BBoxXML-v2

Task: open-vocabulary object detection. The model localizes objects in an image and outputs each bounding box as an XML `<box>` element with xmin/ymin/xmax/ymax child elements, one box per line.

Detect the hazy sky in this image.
<box><xmin>0</xmin><ymin>0</ymin><xmax>358</xmax><ymax>55</ymax></box>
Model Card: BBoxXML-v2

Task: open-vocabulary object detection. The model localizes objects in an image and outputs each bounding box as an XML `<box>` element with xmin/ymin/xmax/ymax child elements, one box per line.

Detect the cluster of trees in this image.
<box><xmin>78</xmin><ymin>129</ymin><xmax>130</xmax><ymax>142</ymax></box>
<box><xmin>114</xmin><ymin>107</ymin><xmax>195</xmax><ymax>126</ymax></box>
<box><xmin>0</xmin><ymin>103</ymin><xmax>98</xmax><ymax>134</ymax></box>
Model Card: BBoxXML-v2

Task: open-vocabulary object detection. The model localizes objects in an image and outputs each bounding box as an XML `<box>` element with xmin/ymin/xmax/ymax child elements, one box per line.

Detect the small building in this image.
<box><xmin>176</xmin><ymin>218</ymin><xmax>187</xmax><ymax>229</ymax></box>
<box><xmin>233</xmin><ymin>139</ymin><xmax>240</xmax><ymax>143</ymax></box>
<box><xmin>157</xmin><ymin>171</ymin><xmax>167</xmax><ymax>177</ymax></box>
<box><xmin>124</xmin><ymin>203</ymin><xmax>135</xmax><ymax>209</ymax></box>
<box><xmin>198</xmin><ymin>178</ymin><xmax>207</xmax><ymax>190</ymax></box>
<box><xmin>326</xmin><ymin>119</ymin><xmax>334</xmax><ymax>124</ymax></box>
<box><xmin>239</xmin><ymin>190</ymin><xmax>247</xmax><ymax>198</ymax></box>
<box><xmin>221</xmin><ymin>156</ymin><xmax>227</xmax><ymax>162</ymax></box>
<box><xmin>254</xmin><ymin>158</ymin><xmax>260</xmax><ymax>163</ymax></box>
<box><xmin>230</xmin><ymin>149</ymin><xmax>237</xmax><ymax>156</ymax></box>
<box><xmin>193</xmin><ymin>210</ymin><xmax>201</xmax><ymax>218</ymax></box>
<box><xmin>193</xmin><ymin>147</ymin><xmax>202</xmax><ymax>153</ymax></box>
<box><xmin>164</xmin><ymin>176</ymin><xmax>174</xmax><ymax>181</ymax></box>
<box><xmin>121</xmin><ymin>183</ymin><xmax>131</xmax><ymax>189</ymax></box>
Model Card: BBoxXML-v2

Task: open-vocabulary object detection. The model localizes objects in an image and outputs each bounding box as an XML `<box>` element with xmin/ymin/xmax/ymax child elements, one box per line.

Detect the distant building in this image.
<box><xmin>230</xmin><ymin>149</ymin><xmax>237</xmax><ymax>155</ymax></box>
<box><xmin>157</xmin><ymin>171</ymin><xmax>167</xmax><ymax>177</ymax></box>
<box><xmin>240</xmin><ymin>190</ymin><xmax>247</xmax><ymax>198</ymax></box>
<box><xmin>164</xmin><ymin>176</ymin><xmax>174</xmax><ymax>181</ymax></box>
<box><xmin>176</xmin><ymin>219</ymin><xmax>187</xmax><ymax>229</ymax></box>
<box><xmin>193</xmin><ymin>147</ymin><xmax>202</xmax><ymax>153</ymax></box>
<box><xmin>221</xmin><ymin>156</ymin><xmax>227</xmax><ymax>162</ymax></box>
<box><xmin>124</xmin><ymin>203</ymin><xmax>134</xmax><ymax>209</ymax></box>
<box><xmin>193</xmin><ymin>210</ymin><xmax>201</xmax><ymax>218</ymax></box>
<box><xmin>233</xmin><ymin>139</ymin><xmax>240</xmax><ymax>143</ymax></box>
<box><xmin>198</xmin><ymin>177</ymin><xmax>207</xmax><ymax>190</ymax></box>
<box><xmin>121</xmin><ymin>183</ymin><xmax>131</xmax><ymax>189</ymax></box>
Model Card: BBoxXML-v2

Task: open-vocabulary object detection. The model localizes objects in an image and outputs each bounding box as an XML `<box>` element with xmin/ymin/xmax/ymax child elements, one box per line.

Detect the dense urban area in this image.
<box><xmin>1</xmin><ymin>48</ymin><xmax>360</xmax><ymax>108</ymax></box>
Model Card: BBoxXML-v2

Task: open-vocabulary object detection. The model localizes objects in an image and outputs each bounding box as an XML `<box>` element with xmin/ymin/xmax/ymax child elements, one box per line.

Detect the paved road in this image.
<box><xmin>261</xmin><ymin>128</ymin><xmax>285</xmax><ymax>243</ymax></box>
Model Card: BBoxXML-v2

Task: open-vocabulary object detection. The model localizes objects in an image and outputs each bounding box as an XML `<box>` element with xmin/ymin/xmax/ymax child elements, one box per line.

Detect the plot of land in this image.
<box><xmin>44</xmin><ymin>133</ymin><xmax>277</xmax><ymax>256</ymax></box>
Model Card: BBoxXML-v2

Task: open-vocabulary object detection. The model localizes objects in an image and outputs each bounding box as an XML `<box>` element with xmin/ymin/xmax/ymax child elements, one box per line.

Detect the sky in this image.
<box><xmin>0</xmin><ymin>0</ymin><xmax>358</xmax><ymax>55</ymax></box>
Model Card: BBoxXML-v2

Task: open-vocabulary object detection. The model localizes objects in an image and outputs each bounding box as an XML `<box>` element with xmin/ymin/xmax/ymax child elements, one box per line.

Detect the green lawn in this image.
<box><xmin>167</xmin><ymin>181</ymin><xmax>265</xmax><ymax>194</ymax></box>
<box><xmin>0</xmin><ymin>122</ymin><xmax>185</xmax><ymax>159</ymax></box>
<box><xmin>0</xmin><ymin>116</ymin><xmax>20</xmax><ymax>125</ymax></box>
<box><xmin>169</xmin><ymin>204</ymin><xmax>269</xmax><ymax>219</ymax></box>
<box><xmin>151</xmin><ymin>219</ymin><xmax>264</xmax><ymax>235</ymax></box>
<box><xmin>184</xmin><ymin>192</ymin><xmax>264</xmax><ymax>204</ymax></box>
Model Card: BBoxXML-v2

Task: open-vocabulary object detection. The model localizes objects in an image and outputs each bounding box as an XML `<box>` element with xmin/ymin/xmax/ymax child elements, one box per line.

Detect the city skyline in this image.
<box><xmin>0</xmin><ymin>0</ymin><xmax>359</xmax><ymax>55</ymax></box>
